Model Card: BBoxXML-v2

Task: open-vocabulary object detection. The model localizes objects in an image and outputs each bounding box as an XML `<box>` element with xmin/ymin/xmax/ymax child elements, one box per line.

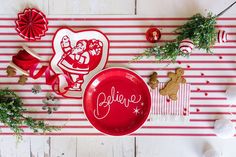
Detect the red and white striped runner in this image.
<box><xmin>0</xmin><ymin>16</ymin><xmax>236</xmax><ymax>136</ymax></box>
<box><xmin>150</xmin><ymin>83</ymin><xmax>190</xmax><ymax>122</ymax></box>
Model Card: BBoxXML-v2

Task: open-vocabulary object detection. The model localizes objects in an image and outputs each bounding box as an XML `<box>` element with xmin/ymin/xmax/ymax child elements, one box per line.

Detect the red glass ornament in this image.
<box><xmin>146</xmin><ymin>27</ymin><xmax>161</xmax><ymax>43</ymax></box>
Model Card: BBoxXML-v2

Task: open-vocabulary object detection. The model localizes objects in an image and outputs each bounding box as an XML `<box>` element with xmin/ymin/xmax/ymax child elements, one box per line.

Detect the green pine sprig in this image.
<box><xmin>0</xmin><ymin>89</ymin><xmax>58</xmax><ymax>140</ymax></box>
<box><xmin>176</xmin><ymin>12</ymin><xmax>217</xmax><ymax>53</ymax></box>
<box><xmin>134</xmin><ymin>12</ymin><xmax>217</xmax><ymax>62</ymax></box>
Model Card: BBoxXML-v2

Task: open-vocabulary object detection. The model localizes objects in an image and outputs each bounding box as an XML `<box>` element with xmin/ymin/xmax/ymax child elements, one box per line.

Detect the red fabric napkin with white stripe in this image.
<box><xmin>149</xmin><ymin>83</ymin><xmax>191</xmax><ymax>122</ymax></box>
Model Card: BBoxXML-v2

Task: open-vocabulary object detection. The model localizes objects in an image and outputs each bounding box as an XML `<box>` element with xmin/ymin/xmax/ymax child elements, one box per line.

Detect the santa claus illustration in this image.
<box><xmin>58</xmin><ymin>35</ymin><xmax>103</xmax><ymax>91</ymax></box>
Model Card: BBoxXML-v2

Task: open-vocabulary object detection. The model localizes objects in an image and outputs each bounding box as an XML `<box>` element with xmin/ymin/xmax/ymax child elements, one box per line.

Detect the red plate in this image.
<box><xmin>83</xmin><ymin>67</ymin><xmax>151</xmax><ymax>135</ymax></box>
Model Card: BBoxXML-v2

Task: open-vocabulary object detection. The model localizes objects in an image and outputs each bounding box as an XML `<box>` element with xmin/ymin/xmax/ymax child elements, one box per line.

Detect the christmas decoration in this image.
<box><xmin>83</xmin><ymin>68</ymin><xmax>151</xmax><ymax>135</ymax></box>
<box><xmin>18</xmin><ymin>75</ymin><xmax>28</xmax><ymax>85</ymax></box>
<box><xmin>8</xmin><ymin>45</ymin><xmax>48</xmax><ymax>85</ymax></box>
<box><xmin>135</xmin><ymin>13</ymin><xmax>217</xmax><ymax>61</ymax></box>
<box><xmin>9</xmin><ymin>45</ymin><xmax>42</xmax><ymax>76</ymax></box>
<box><xmin>7</xmin><ymin>31</ymin><xmax>109</xmax><ymax>98</ymax></box>
<box><xmin>214</xmin><ymin>118</ymin><xmax>235</xmax><ymax>139</ymax></box>
<box><xmin>50</xmin><ymin>27</ymin><xmax>109</xmax><ymax>98</ymax></box>
<box><xmin>146</xmin><ymin>27</ymin><xmax>161</xmax><ymax>43</ymax></box>
<box><xmin>6</xmin><ymin>66</ymin><xmax>16</xmax><ymax>77</ymax></box>
<box><xmin>15</xmin><ymin>8</ymin><xmax>48</xmax><ymax>41</ymax></box>
<box><xmin>179</xmin><ymin>39</ymin><xmax>194</xmax><ymax>54</ymax></box>
<box><xmin>159</xmin><ymin>68</ymin><xmax>186</xmax><ymax>101</ymax></box>
<box><xmin>217</xmin><ymin>30</ymin><xmax>227</xmax><ymax>43</ymax></box>
<box><xmin>148</xmin><ymin>72</ymin><xmax>159</xmax><ymax>89</ymax></box>
<box><xmin>0</xmin><ymin>89</ymin><xmax>57</xmax><ymax>139</ymax></box>
<box><xmin>134</xmin><ymin>1</ymin><xmax>236</xmax><ymax>61</ymax></box>
<box><xmin>149</xmin><ymin>83</ymin><xmax>191</xmax><ymax>122</ymax></box>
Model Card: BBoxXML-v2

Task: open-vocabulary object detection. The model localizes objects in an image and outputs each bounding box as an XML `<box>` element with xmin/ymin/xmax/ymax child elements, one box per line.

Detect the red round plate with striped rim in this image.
<box><xmin>83</xmin><ymin>67</ymin><xmax>151</xmax><ymax>136</ymax></box>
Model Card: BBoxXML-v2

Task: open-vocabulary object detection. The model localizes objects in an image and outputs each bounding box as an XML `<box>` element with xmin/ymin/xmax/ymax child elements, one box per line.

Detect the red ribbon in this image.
<box><xmin>12</xmin><ymin>49</ymin><xmax>74</xmax><ymax>95</ymax></box>
<box><xmin>12</xmin><ymin>50</ymin><xmax>40</xmax><ymax>71</ymax></box>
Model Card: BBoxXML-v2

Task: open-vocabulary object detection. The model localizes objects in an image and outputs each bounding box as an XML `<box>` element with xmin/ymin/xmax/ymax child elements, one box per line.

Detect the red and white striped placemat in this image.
<box><xmin>0</xmin><ymin>16</ymin><xmax>235</xmax><ymax>136</ymax></box>
<box><xmin>149</xmin><ymin>83</ymin><xmax>191</xmax><ymax>122</ymax></box>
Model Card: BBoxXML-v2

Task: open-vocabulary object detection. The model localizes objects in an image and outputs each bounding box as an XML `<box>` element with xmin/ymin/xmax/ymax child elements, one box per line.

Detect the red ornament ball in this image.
<box><xmin>146</xmin><ymin>27</ymin><xmax>161</xmax><ymax>43</ymax></box>
<box><xmin>179</xmin><ymin>39</ymin><xmax>194</xmax><ymax>54</ymax></box>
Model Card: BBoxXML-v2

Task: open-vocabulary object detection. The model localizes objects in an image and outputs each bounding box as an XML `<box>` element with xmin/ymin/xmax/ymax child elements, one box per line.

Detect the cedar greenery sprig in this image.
<box><xmin>134</xmin><ymin>13</ymin><xmax>217</xmax><ymax>62</ymax></box>
<box><xmin>0</xmin><ymin>88</ymin><xmax>58</xmax><ymax>139</ymax></box>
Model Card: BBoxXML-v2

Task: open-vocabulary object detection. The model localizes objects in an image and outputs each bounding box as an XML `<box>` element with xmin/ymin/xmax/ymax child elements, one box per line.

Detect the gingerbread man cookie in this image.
<box><xmin>148</xmin><ymin>72</ymin><xmax>159</xmax><ymax>89</ymax></box>
<box><xmin>18</xmin><ymin>75</ymin><xmax>28</xmax><ymax>85</ymax></box>
<box><xmin>6</xmin><ymin>66</ymin><xmax>16</xmax><ymax>77</ymax></box>
<box><xmin>159</xmin><ymin>68</ymin><xmax>186</xmax><ymax>100</ymax></box>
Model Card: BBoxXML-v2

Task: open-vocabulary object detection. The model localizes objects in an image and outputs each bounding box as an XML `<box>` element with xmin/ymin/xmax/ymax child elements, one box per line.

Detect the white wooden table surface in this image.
<box><xmin>1</xmin><ymin>0</ymin><xmax>236</xmax><ymax>157</ymax></box>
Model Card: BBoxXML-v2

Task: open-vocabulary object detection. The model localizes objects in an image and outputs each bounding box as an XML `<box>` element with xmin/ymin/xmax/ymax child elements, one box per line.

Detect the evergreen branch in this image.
<box><xmin>135</xmin><ymin>13</ymin><xmax>217</xmax><ymax>61</ymax></box>
<box><xmin>135</xmin><ymin>1</ymin><xmax>236</xmax><ymax>62</ymax></box>
<box><xmin>0</xmin><ymin>88</ymin><xmax>58</xmax><ymax>140</ymax></box>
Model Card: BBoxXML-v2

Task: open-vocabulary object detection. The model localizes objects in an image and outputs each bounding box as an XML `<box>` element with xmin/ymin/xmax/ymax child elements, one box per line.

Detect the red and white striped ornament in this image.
<box><xmin>217</xmin><ymin>30</ymin><xmax>227</xmax><ymax>43</ymax></box>
<box><xmin>179</xmin><ymin>39</ymin><xmax>194</xmax><ymax>53</ymax></box>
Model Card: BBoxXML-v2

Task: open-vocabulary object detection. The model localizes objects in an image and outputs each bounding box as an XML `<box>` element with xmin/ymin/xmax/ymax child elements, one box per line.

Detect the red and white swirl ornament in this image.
<box><xmin>179</xmin><ymin>39</ymin><xmax>194</xmax><ymax>54</ymax></box>
<box><xmin>217</xmin><ymin>30</ymin><xmax>227</xmax><ymax>43</ymax></box>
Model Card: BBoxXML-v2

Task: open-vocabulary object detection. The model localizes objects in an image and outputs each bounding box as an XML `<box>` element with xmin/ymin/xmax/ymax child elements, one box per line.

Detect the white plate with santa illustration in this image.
<box><xmin>50</xmin><ymin>27</ymin><xmax>110</xmax><ymax>98</ymax></box>
<box><xmin>83</xmin><ymin>67</ymin><xmax>151</xmax><ymax>136</ymax></box>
